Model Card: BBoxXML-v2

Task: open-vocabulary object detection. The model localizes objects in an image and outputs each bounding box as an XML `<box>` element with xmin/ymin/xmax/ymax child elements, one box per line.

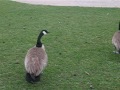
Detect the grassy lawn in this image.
<box><xmin>0</xmin><ymin>0</ymin><xmax>120</xmax><ymax>90</ymax></box>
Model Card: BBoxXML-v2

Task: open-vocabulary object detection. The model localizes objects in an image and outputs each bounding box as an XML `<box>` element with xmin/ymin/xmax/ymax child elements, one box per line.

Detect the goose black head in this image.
<box><xmin>41</xmin><ymin>30</ymin><xmax>49</xmax><ymax>35</ymax></box>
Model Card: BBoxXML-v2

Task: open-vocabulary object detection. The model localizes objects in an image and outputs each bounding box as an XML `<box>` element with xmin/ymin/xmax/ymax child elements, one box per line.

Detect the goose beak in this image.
<box><xmin>47</xmin><ymin>31</ymin><xmax>50</xmax><ymax>34</ymax></box>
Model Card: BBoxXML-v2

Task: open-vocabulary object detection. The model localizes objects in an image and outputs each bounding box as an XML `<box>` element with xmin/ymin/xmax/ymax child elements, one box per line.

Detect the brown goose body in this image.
<box><xmin>24</xmin><ymin>30</ymin><xmax>49</xmax><ymax>83</ymax></box>
<box><xmin>112</xmin><ymin>31</ymin><xmax>120</xmax><ymax>51</ymax></box>
<box><xmin>25</xmin><ymin>45</ymin><xmax>47</xmax><ymax>77</ymax></box>
<box><xmin>112</xmin><ymin>22</ymin><xmax>120</xmax><ymax>54</ymax></box>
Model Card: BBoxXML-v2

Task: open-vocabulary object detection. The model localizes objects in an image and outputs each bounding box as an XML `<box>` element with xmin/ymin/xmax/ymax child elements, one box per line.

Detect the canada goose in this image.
<box><xmin>24</xmin><ymin>30</ymin><xmax>49</xmax><ymax>83</ymax></box>
<box><xmin>112</xmin><ymin>22</ymin><xmax>120</xmax><ymax>54</ymax></box>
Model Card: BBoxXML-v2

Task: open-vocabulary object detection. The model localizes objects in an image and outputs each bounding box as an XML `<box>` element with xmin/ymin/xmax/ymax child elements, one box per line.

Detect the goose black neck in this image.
<box><xmin>119</xmin><ymin>22</ymin><xmax>120</xmax><ymax>30</ymax></box>
<box><xmin>36</xmin><ymin>33</ymin><xmax>43</xmax><ymax>47</ymax></box>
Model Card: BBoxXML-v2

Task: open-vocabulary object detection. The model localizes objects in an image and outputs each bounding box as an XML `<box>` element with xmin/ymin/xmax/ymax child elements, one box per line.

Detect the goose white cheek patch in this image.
<box><xmin>43</xmin><ymin>31</ymin><xmax>47</xmax><ymax>35</ymax></box>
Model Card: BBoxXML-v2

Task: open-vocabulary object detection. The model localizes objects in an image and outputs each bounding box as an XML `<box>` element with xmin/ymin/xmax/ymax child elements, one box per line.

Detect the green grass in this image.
<box><xmin>0</xmin><ymin>0</ymin><xmax>120</xmax><ymax>90</ymax></box>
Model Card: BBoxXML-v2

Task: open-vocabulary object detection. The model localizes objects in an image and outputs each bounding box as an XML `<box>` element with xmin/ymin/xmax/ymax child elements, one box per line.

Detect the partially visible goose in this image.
<box><xmin>112</xmin><ymin>22</ymin><xmax>120</xmax><ymax>54</ymax></box>
<box><xmin>24</xmin><ymin>30</ymin><xmax>49</xmax><ymax>83</ymax></box>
